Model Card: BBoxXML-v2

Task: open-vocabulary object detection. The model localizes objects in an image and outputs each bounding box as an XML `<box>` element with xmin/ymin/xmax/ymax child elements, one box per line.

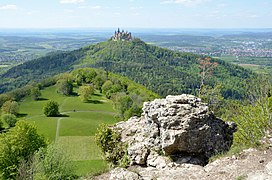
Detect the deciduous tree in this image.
<box><xmin>31</xmin><ymin>87</ymin><xmax>41</xmax><ymax>101</ymax></box>
<box><xmin>0</xmin><ymin>121</ymin><xmax>47</xmax><ymax>179</ymax></box>
<box><xmin>1</xmin><ymin>100</ymin><xmax>19</xmax><ymax>115</ymax></box>
<box><xmin>1</xmin><ymin>114</ymin><xmax>17</xmax><ymax>128</ymax></box>
<box><xmin>78</xmin><ymin>85</ymin><xmax>94</xmax><ymax>102</ymax></box>
<box><xmin>43</xmin><ymin>101</ymin><xmax>60</xmax><ymax>117</ymax></box>
<box><xmin>57</xmin><ymin>79</ymin><xmax>73</xmax><ymax>96</ymax></box>
<box><xmin>198</xmin><ymin>57</ymin><xmax>218</xmax><ymax>96</ymax></box>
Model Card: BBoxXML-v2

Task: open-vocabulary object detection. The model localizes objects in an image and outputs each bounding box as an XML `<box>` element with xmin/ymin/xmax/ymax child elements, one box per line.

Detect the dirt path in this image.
<box><xmin>55</xmin><ymin>117</ymin><xmax>63</xmax><ymax>141</ymax></box>
<box><xmin>61</xmin><ymin>110</ymin><xmax>117</xmax><ymax>116</ymax></box>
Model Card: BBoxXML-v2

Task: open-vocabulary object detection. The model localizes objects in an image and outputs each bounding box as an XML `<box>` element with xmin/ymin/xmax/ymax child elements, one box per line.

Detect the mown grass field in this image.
<box><xmin>18</xmin><ymin>85</ymin><xmax>117</xmax><ymax>176</ymax></box>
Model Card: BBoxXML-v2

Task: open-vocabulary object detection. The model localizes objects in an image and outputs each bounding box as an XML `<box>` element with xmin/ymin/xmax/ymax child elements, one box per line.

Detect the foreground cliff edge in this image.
<box><xmin>95</xmin><ymin>94</ymin><xmax>272</xmax><ymax>180</ymax></box>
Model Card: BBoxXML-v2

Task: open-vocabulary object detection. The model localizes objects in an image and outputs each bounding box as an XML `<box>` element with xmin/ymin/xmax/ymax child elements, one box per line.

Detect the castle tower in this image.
<box><xmin>111</xmin><ymin>28</ymin><xmax>133</xmax><ymax>41</ymax></box>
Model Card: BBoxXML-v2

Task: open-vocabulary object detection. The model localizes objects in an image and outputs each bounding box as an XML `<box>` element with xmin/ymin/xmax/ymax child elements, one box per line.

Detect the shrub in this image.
<box><xmin>33</xmin><ymin>143</ymin><xmax>76</xmax><ymax>180</ymax></box>
<box><xmin>1</xmin><ymin>114</ymin><xmax>17</xmax><ymax>128</ymax></box>
<box><xmin>78</xmin><ymin>85</ymin><xmax>94</xmax><ymax>102</ymax></box>
<box><xmin>57</xmin><ymin>79</ymin><xmax>73</xmax><ymax>96</ymax></box>
<box><xmin>1</xmin><ymin>100</ymin><xmax>19</xmax><ymax>116</ymax></box>
<box><xmin>31</xmin><ymin>87</ymin><xmax>41</xmax><ymax>101</ymax></box>
<box><xmin>43</xmin><ymin>101</ymin><xmax>60</xmax><ymax>117</ymax></box>
<box><xmin>230</xmin><ymin>96</ymin><xmax>272</xmax><ymax>147</ymax></box>
<box><xmin>0</xmin><ymin>121</ymin><xmax>47</xmax><ymax>179</ymax></box>
<box><xmin>95</xmin><ymin>124</ymin><xmax>129</xmax><ymax>167</ymax></box>
<box><xmin>0</xmin><ymin>119</ymin><xmax>3</xmax><ymax>130</ymax></box>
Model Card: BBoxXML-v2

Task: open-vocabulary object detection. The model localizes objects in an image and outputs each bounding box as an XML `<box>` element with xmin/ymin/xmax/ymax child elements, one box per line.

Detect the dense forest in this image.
<box><xmin>0</xmin><ymin>38</ymin><xmax>254</xmax><ymax>100</ymax></box>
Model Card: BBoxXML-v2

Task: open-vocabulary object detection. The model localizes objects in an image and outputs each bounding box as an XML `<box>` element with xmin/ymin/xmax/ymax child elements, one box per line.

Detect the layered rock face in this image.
<box><xmin>115</xmin><ymin>94</ymin><xmax>237</xmax><ymax>167</ymax></box>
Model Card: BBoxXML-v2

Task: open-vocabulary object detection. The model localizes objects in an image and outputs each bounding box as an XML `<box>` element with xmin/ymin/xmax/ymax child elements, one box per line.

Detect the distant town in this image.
<box><xmin>167</xmin><ymin>37</ymin><xmax>272</xmax><ymax>58</ymax></box>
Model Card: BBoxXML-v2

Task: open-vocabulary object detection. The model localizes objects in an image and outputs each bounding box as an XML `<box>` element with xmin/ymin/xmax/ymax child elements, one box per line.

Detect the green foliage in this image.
<box><xmin>43</xmin><ymin>100</ymin><xmax>60</xmax><ymax>117</ymax></box>
<box><xmin>95</xmin><ymin>124</ymin><xmax>129</xmax><ymax>167</ymax></box>
<box><xmin>0</xmin><ymin>39</ymin><xmax>254</xmax><ymax>100</ymax></box>
<box><xmin>72</xmin><ymin>68</ymin><xmax>97</xmax><ymax>85</ymax></box>
<box><xmin>1</xmin><ymin>100</ymin><xmax>19</xmax><ymax>115</ymax></box>
<box><xmin>102</xmin><ymin>80</ymin><xmax>114</xmax><ymax>97</ymax></box>
<box><xmin>200</xmin><ymin>84</ymin><xmax>224</xmax><ymax>116</ymax></box>
<box><xmin>230</xmin><ymin>97</ymin><xmax>272</xmax><ymax>147</ymax></box>
<box><xmin>31</xmin><ymin>86</ymin><xmax>42</xmax><ymax>101</ymax></box>
<box><xmin>226</xmin><ymin>75</ymin><xmax>272</xmax><ymax>147</ymax></box>
<box><xmin>71</xmin><ymin>67</ymin><xmax>158</xmax><ymax>120</ymax></box>
<box><xmin>0</xmin><ymin>118</ymin><xmax>3</xmax><ymax>130</ymax></box>
<box><xmin>1</xmin><ymin>114</ymin><xmax>17</xmax><ymax>128</ymax></box>
<box><xmin>33</xmin><ymin>143</ymin><xmax>76</xmax><ymax>180</ymax></box>
<box><xmin>57</xmin><ymin>78</ymin><xmax>73</xmax><ymax>96</ymax></box>
<box><xmin>0</xmin><ymin>120</ymin><xmax>47</xmax><ymax>179</ymax></box>
<box><xmin>78</xmin><ymin>85</ymin><xmax>95</xmax><ymax>102</ymax></box>
<box><xmin>0</xmin><ymin>49</ymin><xmax>84</xmax><ymax>93</ymax></box>
<box><xmin>112</xmin><ymin>93</ymin><xmax>133</xmax><ymax>119</ymax></box>
<box><xmin>0</xmin><ymin>94</ymin><xmax>10</xmax><ymax>107</ymax></box>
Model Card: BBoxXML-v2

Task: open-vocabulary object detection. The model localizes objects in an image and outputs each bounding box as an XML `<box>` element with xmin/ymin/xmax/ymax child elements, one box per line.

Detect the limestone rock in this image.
<box><xmin>115</xmin><ymin>94</ymin><xmax>237</xmax><ymax>166</ymax></box>
<box><xmin>109</xmin><ymin>168</ymin><xmax>141</xmax><ymax>180</ymax></box>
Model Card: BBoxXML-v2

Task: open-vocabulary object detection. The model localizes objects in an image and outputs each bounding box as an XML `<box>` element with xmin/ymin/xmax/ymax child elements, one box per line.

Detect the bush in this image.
<box><xmin>57</xmin><ymin>79</ymin><xmax>73</xmax><ymax>96</ymax></box>
<box><xmin>1</xmin><ymin>100</ymin><xmax>19</xmax><ymax>116</ymax></box>
<box><xmin>0</xmin><ymin>119</ymin><xmax>3</xmax><ymax>130</ymax></box>
<box><xmin>229</xmin><ymin>96</ymin><xmax>272</xmax><ymax>147</ymax></box>
<box><xmin>95</xmin><ymin>124</ymin><xmax>129</xmax><ymax>167</ymax></box>
<box><xmin>0</xmin><ymin>121</ymin><xmax>47</xmax><ymax>179</ymax></box>
<box><xmin>31</xmin><ymin>87</ymin><xmax>41</xmax><ymax>101</ymax></box>
<box><xmin>43</xmin><ymin>101</ymin><xmax>60</xmax><ymax>117</ymax></box>
<box><xmin>33</xmin><ymin>143</ymin><xmax>76</xmax><ymax>180</ymax></box>
<box><xmin>78</xmin><ymin>85</ymin><xmax>94</xmax><ymax>102</ymax></box>
<box><xmin>1</xmin><ymin>114</ymin><xmax>17</xmax><ymax>128</ymax></box>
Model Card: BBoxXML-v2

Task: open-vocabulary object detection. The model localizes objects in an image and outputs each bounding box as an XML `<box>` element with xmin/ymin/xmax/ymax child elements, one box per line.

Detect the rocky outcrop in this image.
<box><xmin>104</xmin><ymin>147</ymin><xmax>272</xmax><ymax>180</ymax></box>
<box><xmin>115</xmin><ymin>94</ymin><xmax>237</xmax><ymax>167</ymax></box>
<box><xmin>93</xmin><ymin>95</ymin><xmax>272</xmax><ymax>180</ymax></box>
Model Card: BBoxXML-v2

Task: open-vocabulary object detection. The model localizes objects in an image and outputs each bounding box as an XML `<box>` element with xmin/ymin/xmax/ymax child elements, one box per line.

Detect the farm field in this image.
<box><xmin>18</xmin><ymin>85</ymin><xmax>117</xmax><ymax>176</ymax></box>
<box><xmin>219</xmin><ymin>55</ymin><xmax>272</xmax><ymax>74</ymax></box>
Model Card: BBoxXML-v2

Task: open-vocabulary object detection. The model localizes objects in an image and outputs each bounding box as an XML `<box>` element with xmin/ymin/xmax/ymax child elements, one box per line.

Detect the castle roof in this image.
<box><xmin>111</xmin><ymin>28</ymin><xmax>133</xmax><ymax>41</ymax></box>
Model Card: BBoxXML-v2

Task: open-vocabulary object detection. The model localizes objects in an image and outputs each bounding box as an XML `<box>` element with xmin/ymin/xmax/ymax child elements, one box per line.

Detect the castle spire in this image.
<box><xmin>111</xmin><ymin>28</ymin><xmax>133</xmax><ymax>41</ymax></box>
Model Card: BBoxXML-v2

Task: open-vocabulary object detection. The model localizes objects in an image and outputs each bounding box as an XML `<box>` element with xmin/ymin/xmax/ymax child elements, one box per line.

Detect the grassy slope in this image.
<box><xmin>18</xmin><ymin>85</ymin><xmax>117</xmax><ymax>176</ymax></box>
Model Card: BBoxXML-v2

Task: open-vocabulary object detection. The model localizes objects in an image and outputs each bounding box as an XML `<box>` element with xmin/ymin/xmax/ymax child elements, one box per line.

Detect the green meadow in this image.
<box><xmin>18</xmin><ymin>85</ymin><xmax>117</xmax><ymax>176</ymax></box>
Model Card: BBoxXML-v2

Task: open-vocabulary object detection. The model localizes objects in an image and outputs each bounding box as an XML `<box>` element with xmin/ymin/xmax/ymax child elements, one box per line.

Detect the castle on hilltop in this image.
<box><xmin>111</xmin><ymin>28</ymin><xmax>133</xmax><ymax>41</ymax></box>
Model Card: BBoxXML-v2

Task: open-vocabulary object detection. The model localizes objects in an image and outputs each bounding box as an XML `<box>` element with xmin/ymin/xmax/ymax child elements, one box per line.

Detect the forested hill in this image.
<box><xmin>0</xmin><ymin>38</ymin><xmax>254</xmax><ymax>99</ymax></box>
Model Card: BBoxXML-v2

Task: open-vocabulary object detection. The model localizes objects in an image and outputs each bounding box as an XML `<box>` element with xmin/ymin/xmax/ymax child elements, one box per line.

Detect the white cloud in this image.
<box><xmin>0</xmin><ymin>4</ymin><xmax>18</xmax><ymax>10</ymax></box>
<box><xmin>161</xmin><ymin>0</ymin><xmax>210</xmax><ymax>6</ymax></box>
<box><xmin>26</xmin><ymin>10</ymin><xmax>40</xmax><ymax>15</ymax></box>
<box><xmin>77</xmin><ymin>5</ymin><xmax>102</xmax><ymax>10</ymax></box>
<box><xmin>60</xmin><ymin>0</ymin><xmax>84</xmax><ymax>4</ymax></box>
<box><xmin>91</xmin><ymin>6</ymin><xmax>102</xmax><ymax>10</ymax></box>
<box><xmin>130</xmin><ymin>6</ymin><xmax>143</xmax><ymax>10</ymax></box>
<box><xmin>131</xmin><ymin>12</ymin><xmax>140</xmax><ymax>16</ymax></box>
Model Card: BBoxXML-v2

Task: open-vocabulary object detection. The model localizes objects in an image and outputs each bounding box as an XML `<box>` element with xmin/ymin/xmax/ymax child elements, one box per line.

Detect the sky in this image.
<box><xmin>0</xmin><ymin>0</ymin><xmax>271</xmax><ymax>29</ymax></box>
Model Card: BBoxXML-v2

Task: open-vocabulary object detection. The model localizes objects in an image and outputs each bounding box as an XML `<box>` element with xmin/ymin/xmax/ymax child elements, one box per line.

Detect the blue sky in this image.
<box><xmin>0</xmin><ymin>0</ymin><xmax>271</xmax><ymax>28</ymax></box>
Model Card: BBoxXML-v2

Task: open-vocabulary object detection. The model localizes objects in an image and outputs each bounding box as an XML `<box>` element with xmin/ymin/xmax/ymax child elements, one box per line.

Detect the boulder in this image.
<box><xmin>109</xmin><ymin>168</ymin><xmax>141</xmax><ymax>180</ymax></box>
<box><xmin>116</xmin><ymin>94</ymin><xmax>237</xmax><ymax>166</ymax></box>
